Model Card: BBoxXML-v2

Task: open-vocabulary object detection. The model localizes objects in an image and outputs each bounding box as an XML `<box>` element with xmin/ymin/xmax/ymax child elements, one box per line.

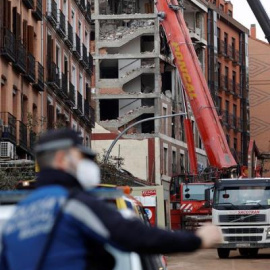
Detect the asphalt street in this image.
<box><xmin>167</xmin><ymin>248</ymin><xmax>270</xmax><ymax>270</ymax></box>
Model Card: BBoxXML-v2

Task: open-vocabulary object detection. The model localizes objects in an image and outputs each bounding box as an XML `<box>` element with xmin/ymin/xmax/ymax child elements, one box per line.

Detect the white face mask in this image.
<box><xmin>76</xmin><ymin>159</ymin><xmax>101</xmax><ymax>189</ymax></box>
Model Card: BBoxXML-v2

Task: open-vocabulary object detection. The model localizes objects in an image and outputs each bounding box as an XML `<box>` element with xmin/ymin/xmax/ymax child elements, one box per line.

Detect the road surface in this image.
<box><xmin>167</xmin><ymin>248</ymin><xmax>270</xmax><ymax>270</ymax></box>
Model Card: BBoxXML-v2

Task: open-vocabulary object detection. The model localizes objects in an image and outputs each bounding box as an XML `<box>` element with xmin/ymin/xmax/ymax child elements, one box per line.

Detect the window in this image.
<box><xmin>232</xmin><ymin>71</ymin><xmax>236</xmax><ymax>92</ymax></box>
<box><xmin>234</xmin><ymin>138</ymin><xmax>237</xmax><ymax>150</ymax></box>
<box><xmin>56</xmin><ymin>43</ymin><xmax>61</xmax><ymax>73</ymax></box>
<box><xmin>224</xmin><ymin>32</ymin><xmax>228</xmax><ymax>54</ymax></box>
<box><xmin>233</xmin><ymin>104</ymin><xmax>237</xmax><ymax>126</ymax></box>
<box><xmin>79</xmin><ymin>73</ymin><xmax>83</xmax><ymax>95</ymax></box>
<box><xmin>78</xmin><ymin>21</ymin><xmax>82</xmax><ymax>39</ymax></box>
<box><xmin>232</xmin><ymin>37</ymin><xmax>236</xmax><ymax>58</ymax></box>
<box><xmin>172</xmin><ymin>151</ymin><xmax>177</xmax><ymax>174</ymax></box>
<box><xmin>217</xmin><ymin>97</ymin><xmax>222</xmax><ymax>114</ymax></box>
<box><xmin>217</xmin><ymin>28</ymin><xmax>220</xmax><ymax>52</ymax></box>
<box><xmin>217</xmin><ymin>62</ymin><xmax>221</xmax><ymax>88</ymax></box>
<box><xmin>225</xmin><ymin>100</ymin><xmax>229</xmax><ymax>123</ymax></box>
<box><xmin>228</xmin><ymin>10</ymin><xmax>232</xmax><ymax>17</ymax></box>
<box><xmin>163</xmin><ymin>147</ymin><xmax>168</xmax><ymax>175</ymax></box>
<box><xmin>225</xmin><ymin>66</ymin><xmax>229</xmax><ymax>89</ymax></box>
<box><xmin>162</xmin><ymin>107</ymin><xmax>167</xmax><ymax>135</ymax></box>
<box><xmin>219</xmin><ymin>4</ymin><xmax>224</xmax><ymax>11</ymax></box>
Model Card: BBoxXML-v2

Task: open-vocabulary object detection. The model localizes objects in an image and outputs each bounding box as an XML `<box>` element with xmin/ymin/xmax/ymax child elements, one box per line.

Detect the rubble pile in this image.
<box><xmin>100</xmin><ymin>20</ymin><xmax>155</xmax><ymax>41</ymax></box>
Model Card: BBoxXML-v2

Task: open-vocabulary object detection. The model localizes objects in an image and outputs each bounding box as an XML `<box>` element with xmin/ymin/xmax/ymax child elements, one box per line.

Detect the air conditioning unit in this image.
<box><xmin>0</xmin><ymin>142</ymin><xmax>15</xmax><ymax>159</ymax></box>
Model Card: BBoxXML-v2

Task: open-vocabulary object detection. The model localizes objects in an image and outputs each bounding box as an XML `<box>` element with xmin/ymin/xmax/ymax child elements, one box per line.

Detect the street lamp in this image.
<box><xmin>103</xmin><ymin>111</ymin><xmax>186</xmax><ymax>164</ymax></box>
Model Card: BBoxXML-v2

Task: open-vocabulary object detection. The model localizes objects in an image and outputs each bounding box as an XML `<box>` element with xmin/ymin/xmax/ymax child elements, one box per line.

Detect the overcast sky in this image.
<box><xmin>230</xmin><ymin>0</ymin><xmax>269</xmax><ymax>42</ymax></box>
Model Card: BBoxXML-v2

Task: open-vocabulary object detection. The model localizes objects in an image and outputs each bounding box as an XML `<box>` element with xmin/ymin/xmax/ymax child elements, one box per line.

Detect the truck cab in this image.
<box><xmin>212</xmin><ymin>178</ymin><xmax>270</xmax><ymax>258</ymax></box>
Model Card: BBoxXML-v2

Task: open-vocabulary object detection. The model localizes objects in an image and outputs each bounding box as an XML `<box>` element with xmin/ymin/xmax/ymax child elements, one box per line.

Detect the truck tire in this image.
<box><xmin>239</xmin><ymin>248</ymin><xmax>249</xmax><ymax>256</ymax></box>
<box><xmin>249</xmin><ymin>248</ymin><xmax>259</xmax><ymax>257</ymax></box>
<box><xmin>217</xmin><ymin>248</ymin><xmax>230</xmax><ymax>259</ymax></box>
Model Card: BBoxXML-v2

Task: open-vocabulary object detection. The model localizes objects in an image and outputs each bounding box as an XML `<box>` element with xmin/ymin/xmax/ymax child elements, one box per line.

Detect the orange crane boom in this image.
<box><xmin>156</xmin><ymin>0</ymin><xmax>237</xmax><ymax>169</ymax></box>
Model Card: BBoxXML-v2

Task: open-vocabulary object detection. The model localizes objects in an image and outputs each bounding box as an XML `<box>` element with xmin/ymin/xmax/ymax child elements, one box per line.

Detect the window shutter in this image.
<box><xmin>27</xmin><ymin>25</ymin><xmax>34</xmax><ymax>53</ymax></box>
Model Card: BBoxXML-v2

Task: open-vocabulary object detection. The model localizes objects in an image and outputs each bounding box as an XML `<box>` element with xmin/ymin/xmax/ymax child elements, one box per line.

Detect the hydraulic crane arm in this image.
<box><xmin>246</xmin><ymin>0</ymin><xmax>270</xmax><ymax>43</ymax></box>
<box><xmin>156</xmin><ymin>0</ymin><xmax>237</xmax><ymax>169</ymax></box>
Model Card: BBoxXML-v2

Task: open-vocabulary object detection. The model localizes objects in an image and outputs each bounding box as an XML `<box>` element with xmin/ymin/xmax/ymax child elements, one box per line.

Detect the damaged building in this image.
<box><xmin>91</xmin><ymin>0</ymin><xmax>209</xmax><ymax>187</ymax></box>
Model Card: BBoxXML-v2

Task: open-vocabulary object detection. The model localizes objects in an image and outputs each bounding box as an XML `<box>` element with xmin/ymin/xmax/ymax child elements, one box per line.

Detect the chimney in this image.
<box><xmin>250</xmin><ymin>24</ymin><xmax>256</xmax><ymax>39</ymax></box>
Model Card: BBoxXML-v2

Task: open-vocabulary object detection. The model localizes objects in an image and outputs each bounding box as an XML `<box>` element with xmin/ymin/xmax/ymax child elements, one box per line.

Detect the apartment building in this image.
<box><xmin>0</xmin><ymin>0</ymin><xmax>94</xmax><ymax>161</ymax></box>
<box><xmin>91</xmin><ymin>0</ymin><xmax>208</xmax><ymax>185</ymax></box>
<box><xmin>207</xmin><ymin>0</ymin><xmax>249</xmax><ymax>166</ymax></box>
<box><xmin>249</xmin><ymin>25</ymin><xmax>270</xmax><ymax>176</ymax></box>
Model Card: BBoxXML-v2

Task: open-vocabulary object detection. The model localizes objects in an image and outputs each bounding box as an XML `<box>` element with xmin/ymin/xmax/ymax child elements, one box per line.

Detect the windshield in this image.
<box><xmin>182</xmin><ymin>184</ymin><xmax>214</xmax><ymax>201</ymax></box>
<box><xmin>214</xmin><ymin>186</ymin><xmax>270</xmax><ymax>209</ymax></box>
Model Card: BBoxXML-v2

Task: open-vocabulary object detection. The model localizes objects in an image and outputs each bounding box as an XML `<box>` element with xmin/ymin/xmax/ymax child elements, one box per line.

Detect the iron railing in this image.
<box><xmin>0</xmin><ymin>27</ymin><xmax>16</xmax><ymax>62</ymax></box>
<box><xmin>33</xmin><ymin>62</ymin><xmax>44</xmax><ymax>91</ymax></box>
<box><xmin>25</xmin><ymin>52</ymin><xmax>36</xmax><ymax>83</ymax></box>
<box><xmin>81</xmin><ymin>44</ymin><xmax>89</xmax><ymax>67</ymax></box>
<box><xmin>57</xmin><ymin>9</ymin><xmax>66</xmax><ymax>37</ymax></box>
<box><xmin>86</xmin><ymin>53</ymin><xmax>93</xmax><ymax>75</ymax></box>
<box><xmin>22</xmin><ymin>0</ymin><xmax>34</xmax><ymax>9</ymax></box>
<box><xmin>13</xmin><ymin>40</ymin><xmax>27</xmax><ymax>73</ymax></box>
<box><xmin>73</xmin><ymin>34</ymin><xmax>81</xmax><ymax>59</ymax></box>
<box><xmin>32</xmin><ymin>0</ymin><xmax>42</xmax><ymax>21</ymax></box>
<box><xmin>0</xmin><ymin>112</ymin><xmax>17</xmax><ymax>144</ymax></box>
<box><xmin>61</xmin><ymin>73</ymin><xmax>69</xmax><ymax>98</ymax></box>
<box><xmin>65</xmin><ymin>22</ymin><xmax>73</xmax><ymax>48</ymax></box>
<box><xmin>47</xmin><ymin>0</ymin><xmax>58</xmax><ymax>26</ymax></box>
<box><xmin>18</xmin><ymin>121</ymin><xmax>28</xmax><ymax>149</ymax></box>
<box><xmin>86</xmin><ymin>1</ymin><xmax>91</xmax><ymax>23</ymax></box>
<box><xmin>69</xmin><ymin>82</ymin><xmax>76</xmax><ymax>106</ymax></box>
<box><xmin>47</xmin><ymin>61</ymin><xmax>60</xmax><ymax>89</ymax></box>
<box><xmin>77</xmin><ymin>92</ymin><xmax>83</xmax><ymax>115</ymax></box>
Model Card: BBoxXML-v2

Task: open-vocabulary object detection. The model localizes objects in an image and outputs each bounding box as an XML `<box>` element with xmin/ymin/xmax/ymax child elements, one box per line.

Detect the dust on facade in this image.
<box><xmin>0</xmin><ymin>0</ymin><xmax>250</xmax><ymax>186</ymax></box>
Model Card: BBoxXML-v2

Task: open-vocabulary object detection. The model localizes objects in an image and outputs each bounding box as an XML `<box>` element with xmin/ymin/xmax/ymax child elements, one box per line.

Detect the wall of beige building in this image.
<box><xmin>249</xmin><ymin>26</ymin><xmax>270</xmax><ymax>176</ymax></box>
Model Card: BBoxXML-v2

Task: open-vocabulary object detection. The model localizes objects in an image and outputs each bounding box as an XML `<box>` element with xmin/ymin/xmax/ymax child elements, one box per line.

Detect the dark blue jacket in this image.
<box><xmin>0</xmin><ymin>169</ymin><xmax>201</xmax><ymax>270</ymax></box>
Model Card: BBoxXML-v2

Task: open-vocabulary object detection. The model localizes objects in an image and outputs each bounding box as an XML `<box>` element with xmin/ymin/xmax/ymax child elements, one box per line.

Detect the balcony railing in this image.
<box><xmin>221</xmin><ymin>110</ymin><xmax>229</xmax><ymax>127</ymax></box>
<box><xmin>18</xmin><ymin>121</ymin><xmax>28</xmax><ymax>150</ymax></box>
<box><xmin>32</xmin><ymin>0</ymin><xmax>42</xmax><ymax>21</ymax></box>
<box><xmin>76</xmin><ymin>92</ymin><xmax>83</xmax><ymax>115</ymax></box>
<box><xmin>90</xmin><ymin>105</ymin><xmax>95</xmax><ymax>128</ymax></box>
<box><xmin>220</xmin><ymin>75</ymin><xmax>229</xmax><ymax>92</ymax></box>
<box><xmin>33</xmin><ymin>62</ymin><xmax>44</xmax><ymax>91</ymax></box>
<box><xmin>81</xmin><ymin>44</ymin><xmax>89</xmax><ymax>68</ymax></box>
<box><xmin>47</xmin><ymin>61</ymin><xmax>60</xmax><ymax>89</ymax></box>
<box><xmin>22</xmin><ymin>0</ymin><xmax>34</xmax><ymax>9</ymax></box>
<box><xmin>86</xmin><ymin>53</ymin><xmax>93</xmax><ymax>75</ymax></box>
<box><xmin>47</xmin><ymin>0</ymin><xmax>58</xmax><ymax>27</ymax></box>
<box><xmin>0</xmin><ymin>112</ymin><xmax>17</xmax><ymax>144</ymax></box>
<box><xmin>13</xmin><ymin>40</ymin><xmax>27</xmax><ymax>74</ymax></box>
<box><xmin>73</xmin><ymin>34</ymin><xmax>81</xmax><ymax>59</ymax></box>
<box><xmin>65</xmin><ymin>22</ymin><xmax>73</xmax><ymax>48</ymax></box>
<box><xmin>232</xmin><ymin>49</ymin><xmax>240</xmax><ymax>65</ymax></box>
<box><xmin>236</xmin><ymin>117</ymin><xmax>243</xmax><ymax>132</ymax></box>
<box><xmin>218</xmin><ymin>40</ymin><xmax>225</xmax><ymax>55</ymax></box>
<box><xmin>29</xmin><ymin>130</ymin><xmax>36</xmax><ymax>151</ymax></box>
<box><xmin>57</xmin><ymin>9</ymin><xmax>66</xmax><ymax>37</ymax></box>
<box><xmin>0</xmin><ymin>28</ymin><xmax>16</xmax><ymax>62</ymax></box>
<box><xmin>69</xmin><ymin>82</ymin><xmax>76</xmax><ymax>107</ymax></box>
<box><xmin>86</xmin><ymin>1</ymin><xmax>91</xmax><ymax>23</ymax></box>
<box><xmin>60</xmin><ymin>73</ymin><xmax>69</xmax><ymax>98</ymax></box>
<box><xmin>25</xmin><ymin>52</ymin><xmax>36</xmax><ymax>83</ymax></box>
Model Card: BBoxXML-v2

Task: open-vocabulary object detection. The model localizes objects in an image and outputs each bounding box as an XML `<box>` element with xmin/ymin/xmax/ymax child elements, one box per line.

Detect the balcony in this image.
<box><xmin>236</xmin><ymin>117</ymin><xmax>243</xmax><ymax>132</ymax></box>
<box><xmin>24</xmin><ymin>0</ymin><xmax>35</xmax><ymax>9</ymax></box>
<box><xmin>47</xmin><ymin>61</ymin><xmax>60</xmax><ymax>89</ymax></box>
<box><xmin>29</xmin><ymin>130</ymin><xmax>36</xmax><ymax>152</ymax></box>
<box><xmin>60</xmin><ymin>73</ymin><xmax>69</xmax><ymax>98</ymax></box>
<box><xmin>13</xmin><ymin>40</ymin><xmax>27</xmax><ymax>74</ymax></box>
<box><xmin>68</xmin><ymin>82</ymin><xmax>76</xmax><ymax>107</ymax></box>
<box><xmin>57</xmin><ymin>9</ymin><xmax>66</xmax><ymax>38</ymax></box>
<box><xmin>90</xmin><ymin>105</ymin><xmax>95</xmax><ymax>128</ymax></box>
<box><xmin>221</xmin><ymin>110</ymin><xmax>229</xmax><ymax>128</ymax></box>
<box><xmin>86</xmin><ymin>53</ymin><xmax>93</xmax><ymax>75</ymax></box>
<box><xmin>73</xmin><ymin>34</ymin><xmax>81</xmax><ymax>59</ymax></box>
<box><xmin>232</xmin><ymin>49</ymin><xmax>241</xmax><ymax>65</ymax></box>
<box><xmin>85</xmin><ymin>1</ymin><xmax>91</xmax><ymax>23</ymax></box>
<box><xmin>22</xmin><ymin>0</ymin><xmax>34</xmax><ymax>9</ymax></box>
<box><xmin>218</xmin><ymin>40</ymin><xmax>225</xmax><ymax>56</ymax></box>
<box><xmin>24</xmin><ymin>52</ymin><xmax>36</xmax><ymax>83</ymax></box>
<box><xmin>65</xmin><ymin>22</ymin><xmax>73</xmax><ymax>48</ymax></box>
<box><xmin>0</xmin><ymin>112</ymin><xmax>17</xmax><ymax>145</ymax></box>
<box><xmin>75</xmin><ymin>92</ymin><xmax>83</xmax><ymax>116</ymax></box>
<box><xmin>84</xmin><ymin>100</ymin><xmax>90</xmax><ymax>122</ymax></box>
<box><xmin>229</xmin><ymin>114</ymin><xmax>237</xmax><ymax>130</ymax></box>
<box><xmin>81</xmin><ymin>44</ymin><xmax>89</xmax><ymax>68</ymax></box>
<box><xmin>231</xmin><ymin>82</ymin><xmax>241</xmax><ymax>98</ymax></box>
<box><xmin>0</xmin><ymin>28</ymin><xmax>16</xmax><ymax>62</ymax></box>
<box><xmin>33</xmin><ymin>62</ymin><xmax>44</xmax><ymax>92</ymax></box>
<box><xmin>32</xmin><ymin>0</ymin><xmax>43</xmax><ymax>21</ymax></box>
<box><xmin>47</xmin><ymin>0</ymin><xmax>58</xmax><ymax>27</ymax></box>
<box><xmin>18</xmin><ymin>121</ymin><xmax>28</xmax><ymax>150</ymax></box>
<box><xmin>220</xmin><ymin>75</ymin><xmax>229</xmax><ymax>93</ymax></box>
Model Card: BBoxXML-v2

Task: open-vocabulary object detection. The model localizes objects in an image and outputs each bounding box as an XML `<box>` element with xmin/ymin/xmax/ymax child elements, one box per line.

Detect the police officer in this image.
<box><xmin>0</xmin><ymin>129</ymin><xmax>222</xmax><ymax>270</ymax></box>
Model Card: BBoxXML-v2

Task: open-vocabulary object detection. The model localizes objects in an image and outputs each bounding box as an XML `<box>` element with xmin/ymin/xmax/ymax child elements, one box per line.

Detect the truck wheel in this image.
<box><xmin>217</xmin><ymin>248</ymin><xmax>230</xmax><ymax>259</ymax></box>
<box><xmin>249</xmin><ymin>248</ymin><xmax>259</xmax><ymax>257</ymax></box>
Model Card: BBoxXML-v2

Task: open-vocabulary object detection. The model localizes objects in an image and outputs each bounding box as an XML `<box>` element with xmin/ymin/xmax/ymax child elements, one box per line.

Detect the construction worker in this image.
<box><xmin>0</xmin><ymin>128</ymin><xmax>222</xmax><ymax>270</ymax></box>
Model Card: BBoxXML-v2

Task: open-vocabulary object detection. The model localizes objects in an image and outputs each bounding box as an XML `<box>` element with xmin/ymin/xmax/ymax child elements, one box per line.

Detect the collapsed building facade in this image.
<box><xmin>91</xmin><ymin>0</ymin><xmax>209</xmax><ymax>187</ymax></box>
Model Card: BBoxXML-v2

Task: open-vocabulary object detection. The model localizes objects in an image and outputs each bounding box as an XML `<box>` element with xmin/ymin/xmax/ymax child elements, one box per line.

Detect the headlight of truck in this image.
<box><xmin>266</xmin><ymin>228</ymin><xmax>270</xmax><ymax>239</ymax></box>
